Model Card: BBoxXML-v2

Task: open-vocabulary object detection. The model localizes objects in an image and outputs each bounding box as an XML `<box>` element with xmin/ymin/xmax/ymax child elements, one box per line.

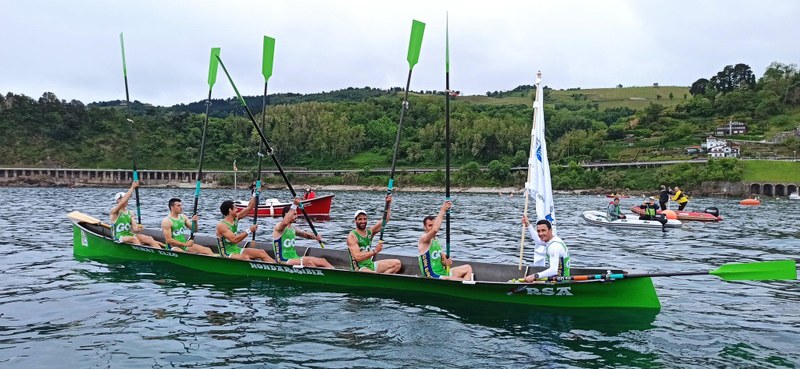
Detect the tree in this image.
<box><xmin>690</xmin><ymin>78</ymin><xmax>709</xmax><ymax>96</ymax></box>
<box><xmin>487</xmin><ymin>160</ymin><xmax>511</xmax><ymax>181</ymax></box>
<box><xmin>710</xmin><ymin>64</ymin><xmax>756</xmax><ymax>94</ymax></box>
<box><xmin>669</xmin><ymin>92</ymin><xmax>674</xmax><ymax>100</ymax></box>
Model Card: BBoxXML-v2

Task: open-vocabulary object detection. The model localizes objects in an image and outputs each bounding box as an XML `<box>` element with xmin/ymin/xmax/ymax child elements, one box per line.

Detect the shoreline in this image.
<box><xmin>0</xmin><ymin>179</ymin><xmax>622</xmax><ymax>196</ymax></box>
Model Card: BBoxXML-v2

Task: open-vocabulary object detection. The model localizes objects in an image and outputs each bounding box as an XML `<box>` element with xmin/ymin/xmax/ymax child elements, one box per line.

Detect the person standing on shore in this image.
<box><xmin>110</xmin><ymin>181</ymin><xmax>161</xmax><ymax>248</ymax></box>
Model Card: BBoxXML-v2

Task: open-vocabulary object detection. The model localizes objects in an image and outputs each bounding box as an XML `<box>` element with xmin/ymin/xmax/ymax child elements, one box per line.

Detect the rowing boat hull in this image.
<box><xmin>629</xmin><ymin>206</ymin><xmax>722</xmax><ymax>222</ymax></box>
<box><xmin>71</xmin><ymin>220</ymin><xmax>661</xmax><ymax>310</ymax></box>
<box><xmin>234</xmin><ymin>194</ymin><xmax>333</xmax><ymax>218</ymax></box>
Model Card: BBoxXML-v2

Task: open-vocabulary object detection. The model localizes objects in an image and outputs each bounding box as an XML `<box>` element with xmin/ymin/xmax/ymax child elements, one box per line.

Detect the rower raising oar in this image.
<box><xmin>251</xmin><ymin>35</ymin><xmax>276</xmax><ymax>243</ymax></box>
<box><xmin>215</xmin><ymin>54</ymin><xmax>325</xmax><ymax>249</ymax></box>
<box><xmin>190</xmin><ymin>47</ymin><xmax>221</xmax><ymax>240</ymax></box>
<box><xmin>378</xmin><ymin>19</ymin><xmax>426</xmax><ymax>247</ymax></box>
<box><xmin>119</xmin><ymin>33</ymin><xmax>142</xmax><ymax>225</ymax></box>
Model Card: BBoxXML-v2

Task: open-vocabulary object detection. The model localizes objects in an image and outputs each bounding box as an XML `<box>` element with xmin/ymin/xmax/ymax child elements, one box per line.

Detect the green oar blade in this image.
<box><xmin>208</xmin><ymin>47</ymin><xmax>221</xmax><ymax>88</ymax></box>
<box><xmin>262</xmin><ymin>36</ymin><xmax>275</xmax><ymax>82</ymax></box>
<box><xmin>445</xmin><ymin>13</ymin><xmax>449</xmax><ymax>73</ymax></box>
<box><xmin>710</xmin><ymin>260</ymin><xmax>797</xmax><ymax>281</ymax></box>
<box><xmin>119</xmin><ymin>33</ymin><xmax>128</xmax><ymax>77</ymax></box>
<box><xmin>407</xmin><ymin>20</ymin><xmax>425</xmax><ymax>70</ymax></box>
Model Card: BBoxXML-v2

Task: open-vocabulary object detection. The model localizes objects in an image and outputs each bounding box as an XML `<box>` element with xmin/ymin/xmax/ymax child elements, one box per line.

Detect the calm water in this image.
<box><xmin>0</xmin><ymin>187</ymin><xmax>798</xmax><ymax>368</ymax></box>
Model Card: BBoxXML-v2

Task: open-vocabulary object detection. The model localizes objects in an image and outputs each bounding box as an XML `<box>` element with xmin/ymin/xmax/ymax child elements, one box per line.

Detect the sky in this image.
<box><xmin>3</xmin><ymin>0</ymin><xmax>799</xmax><ymax>106</ymax></box>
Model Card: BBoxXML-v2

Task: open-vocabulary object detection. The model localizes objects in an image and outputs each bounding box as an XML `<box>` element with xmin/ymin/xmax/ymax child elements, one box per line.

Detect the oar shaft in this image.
<box><xmin>216</xmin><ymin>55</ymin><xmax>325</xmax><ymax>248</ymax></box>
<box><xmin>190</xmin><ymin>88</ymin><xmax>213</xmax><ymax>238</ymax></box>
<box><xmin>252</xmin><ymin>81</ymin><xmax>269</xmax><ymax>241</ymax></box>
<box><xmin>120</xmin><ymin>33</ymin><xmax>142</xmax><ymax>225</ymax></box>
<box><xmin>379</xmin><ymin>70</ymin><xmax>413</xmax><ymax>242</ymax></box>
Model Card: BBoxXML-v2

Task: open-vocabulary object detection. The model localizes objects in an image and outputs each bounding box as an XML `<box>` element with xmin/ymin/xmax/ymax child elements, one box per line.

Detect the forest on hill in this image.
<box><xmin>1</xmin><ymin>62</ymin><xmax>799</xmax><ymax>189</ymax></box>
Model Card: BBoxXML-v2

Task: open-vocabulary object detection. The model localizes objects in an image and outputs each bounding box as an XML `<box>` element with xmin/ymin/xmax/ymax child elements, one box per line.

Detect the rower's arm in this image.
<box><xmin>347</xmin><ymin>233</ymin><xmax>374</xmax><ymax>262</ymax></box>
<box><xmin>236</xmin><ymin>197</ymin><xmax>257</xmax><ymax>220</ymax></box>
<box><xmin>531</xmin><ymin>244</ymin><xmax>566</xmax><ymax>279</ymax></box>
<box><xmin>272</xmin><ymin>208</ymin><xmax>296</xmax><ymax>239</ymax></box>
<box><xmin>218</xmin><ymin>222</ymin><xmax>248</xmax><ymax>244</ymax></box>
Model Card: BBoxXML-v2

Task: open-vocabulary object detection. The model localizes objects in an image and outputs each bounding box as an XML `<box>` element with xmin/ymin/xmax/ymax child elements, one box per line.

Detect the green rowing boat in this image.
<box><xmin>70</xmin><ymin>216</ymin><xmax>662</xmax><ymax>310</ymax></box>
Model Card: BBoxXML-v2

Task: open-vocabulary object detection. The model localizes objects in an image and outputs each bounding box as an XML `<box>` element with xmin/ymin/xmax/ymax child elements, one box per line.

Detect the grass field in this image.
<box><xmin>455</xmin><ymin>86</ymin><xmax>691</xmax><ymax>111</ymax></box>
<box><xmin>741</xmin><ymin>160</ymin><xmax>800</xmax><ymax>182</ymax></box>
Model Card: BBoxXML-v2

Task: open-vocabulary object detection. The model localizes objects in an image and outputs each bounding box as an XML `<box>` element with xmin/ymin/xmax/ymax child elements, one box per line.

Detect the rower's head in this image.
<box><xmin>220</xmin><ymin>200</ymin><xmax>236</xmax><ymax>217</ymax></box>
<box><xmin>660</xmin><ymin>184</ymin><xmax>666</xmax><ymax>191</ymax></box>
<box><xmin>613</xmin><ymin>197</ymin><xmax>620</xmax><ymax>205</ymax></box>
<box><xmin>354</xmin><ymin>210</ymin><xmax>368</xmax><ymax>231</ymax></box>
<box><xmin>114</xmin><ymin>192</ymin><xmax>126</xmax><ymax>205</ymax></box>
<box><xmin>422</xmin><ymin>215</ymin><xmax>436</xmax><ymax>232</ymax></box>
<box><xmin>168</xmin><ymin>198</ymin><xmax>183</xmax><ymax>213</ymax></box>
<box><xmin>536</xmin><ymin>219</ymin><xmax>553</xmax><ymax>242</ymax></box>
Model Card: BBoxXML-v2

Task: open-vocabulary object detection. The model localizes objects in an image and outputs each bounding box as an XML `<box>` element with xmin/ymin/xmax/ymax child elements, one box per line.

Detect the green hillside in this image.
<box><xmin>741</xmin><ymin>160</ymin><xmax>800</xmax><ymax>182</ymax></box>
<box><xmin>458</xmin><ymin>86</ymin><xmax>691</xmax><ymax>110</ymax></box>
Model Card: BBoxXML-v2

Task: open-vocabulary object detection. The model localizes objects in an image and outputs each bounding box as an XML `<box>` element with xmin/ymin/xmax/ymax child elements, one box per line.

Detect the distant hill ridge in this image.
<box><xmin>87</xmin><ymin>84</ymin><xmax>691</xmax><ymax>117</ymax></box>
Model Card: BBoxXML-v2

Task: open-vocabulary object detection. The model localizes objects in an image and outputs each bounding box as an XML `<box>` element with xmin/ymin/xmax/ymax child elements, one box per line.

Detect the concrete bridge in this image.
<box><xmin>749</xmin><ymin>182</ymin><xmax>800</xmax><ymax>196</ymax></box>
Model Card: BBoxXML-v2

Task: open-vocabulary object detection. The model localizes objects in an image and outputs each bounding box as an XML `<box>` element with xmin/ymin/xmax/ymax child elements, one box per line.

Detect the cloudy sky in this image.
<box><xmin>3</xmin><ymin>0</ymin><xmax>799</xmax><ymax>106</ymax></box>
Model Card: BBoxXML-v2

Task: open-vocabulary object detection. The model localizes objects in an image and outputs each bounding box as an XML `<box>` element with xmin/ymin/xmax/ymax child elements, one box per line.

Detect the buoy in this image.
<box><xmin>740</xmin><ymin>199</ymin><xmax>761</xmax><ymax>206</ymax></box>
<box><xmin>663</xmin><ymin>210</ymin><xmax>677</xmax><ymax>220</ymax></box>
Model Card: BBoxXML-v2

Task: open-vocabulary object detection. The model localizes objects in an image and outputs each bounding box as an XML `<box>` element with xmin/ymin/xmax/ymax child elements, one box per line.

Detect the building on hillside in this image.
<box><xmin>708</xmin><ymin>144</ymin><xmax>740</xmax><ymax>158</ymax></box>
<box><xmin>702</xmin><ymin>136</ymin><xmax>727</xmax><ymax>150</ymax></box>
<box><xmin>715</xmin><ymin>121</ymin><xmax>747</xmax><ymax>136</ymax></box>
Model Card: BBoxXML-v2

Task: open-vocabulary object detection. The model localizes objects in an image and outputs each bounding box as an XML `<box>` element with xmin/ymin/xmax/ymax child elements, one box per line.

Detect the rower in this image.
<box><xmin>522</xmin><ymin>217</ymin><xmax>570</xmax><ymax>282</ymax></box>
<box><xmin>110</xmin><ymin>180</ymin><xmax>161</xmax><ymax>248</ymax></box>
<box><xmin>346</xmin><ymin>195</ymin><xmax>401</xmax><ymax>274</ymax></box>
<box><xmin>215</xmin><ymin>198</ymin><xmax>275</xmax><ymax>262</ymax></box>
<box><xmin>161</xmin><ymin>198</ymin><xmax>214</xmax><ymax>255</ymax></box>
<box><xmin>417</xmin><ymin>200</ymin><xmax>473</xmax><ymax>281</ymax></box>
<box><xmin>271</xmin><ymin>197</ymin><xmax>334</xmax><ymax>268</ymax></box>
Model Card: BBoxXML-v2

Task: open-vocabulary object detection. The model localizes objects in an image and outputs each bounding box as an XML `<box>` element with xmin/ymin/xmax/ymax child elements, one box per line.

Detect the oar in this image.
<box><xmin>378</xmin><ymin>19</ymin><xmax>425</xmax><ymax>245</ymax></box>
<box><xmin>190</xmin><ymin>47</ymin><xmax>221</xmax><ymax>239</ymax></box>
<box><xmin>508</xmin><ymin>260</ymin><xmax>797</xmax><ymax>295</ymax></box>
<box><xmin>119</xmin><ymin>33</ymin><xmax>142</xmax><ymax>225</ymax></box>
<box><xmin>252</xmin><ymin>35</ymin><xmax>275</xmax><ymax>242</ymax></box>
<box><xmin>444</xmin><ymin>13</ymin><xmax>451</xmax><ymax>274</ymax></box>
<box><xmin>215</xmin><ymin>54</ymin><xmax>326</xmax><ymax>249</ymax></box>
<box><xmin>67</xmin><ymin>211</ymin><xmax>112</xmax><ymax>229</ymax></box>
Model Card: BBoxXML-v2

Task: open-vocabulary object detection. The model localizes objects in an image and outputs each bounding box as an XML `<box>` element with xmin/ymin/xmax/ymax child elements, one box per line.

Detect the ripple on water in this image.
<box><xmin>0</xmin><ymin>187</ymin><xmax>798</xmax><ymax>368</ymax></box>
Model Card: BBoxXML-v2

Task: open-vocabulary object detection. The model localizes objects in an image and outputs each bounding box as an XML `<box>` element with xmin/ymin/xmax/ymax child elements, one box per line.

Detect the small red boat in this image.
<box><xmin>630</xmin><ymin>206</ymin><xmax>722</xmax><ymax>222</ymax></box>
<box><xmin>606</xmin><ymin>194</ymin><xmax>631</xmax><ymax>198</ymax></box>
<box><xmin>234</xmin><ymin>194</ymin><xmax>334</xmax><ymax>218</ymax></box>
